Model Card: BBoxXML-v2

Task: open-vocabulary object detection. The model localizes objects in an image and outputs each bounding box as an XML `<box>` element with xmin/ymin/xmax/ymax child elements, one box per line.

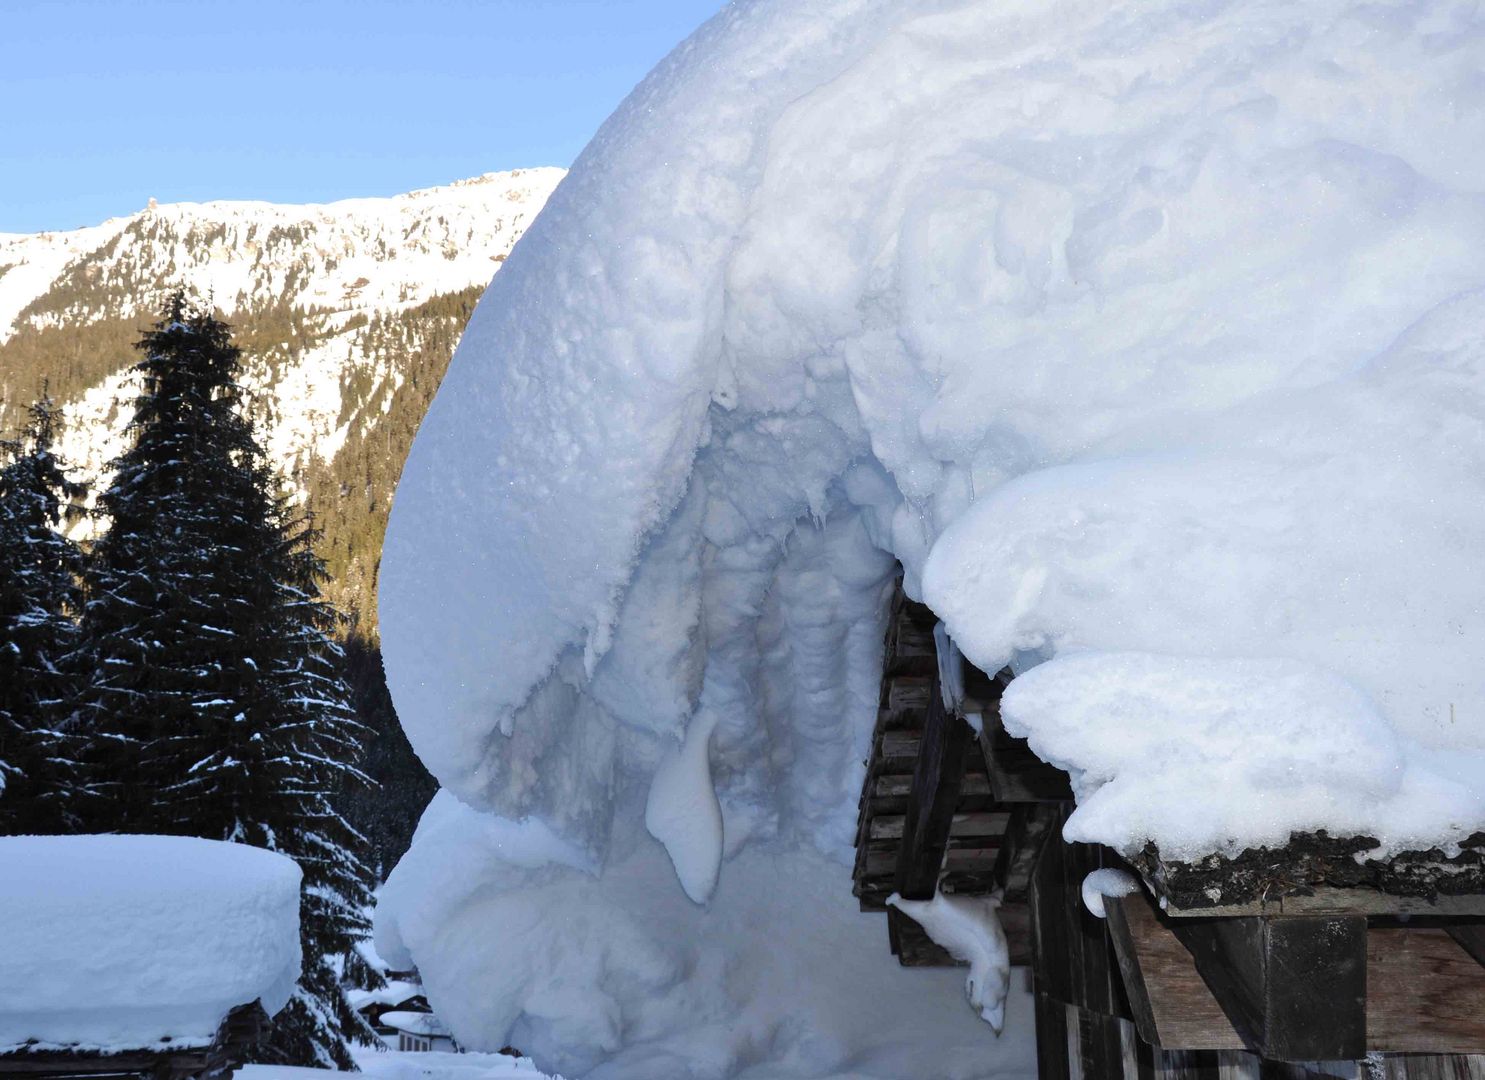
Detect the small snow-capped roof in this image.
<box><xmin>0</xmin><ymin>834</ymin><xmax>301</xmax><ymax>1054</ymax></box>
<box><xmin>347</xmin><ymin>980</ymin><xmax>425</xmax><ymax>1012</ymax></box>
<box><xmin>380</xmin><ymin>1011</ymin><xmax>451</xmax><ymax>1037</ymax></box>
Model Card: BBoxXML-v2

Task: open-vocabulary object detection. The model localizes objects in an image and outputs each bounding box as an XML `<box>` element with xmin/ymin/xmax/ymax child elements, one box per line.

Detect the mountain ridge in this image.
<box><xmin>0</xmin><ymin>167</ymin><xmax>566</xmax><ymax>631</ymax></box>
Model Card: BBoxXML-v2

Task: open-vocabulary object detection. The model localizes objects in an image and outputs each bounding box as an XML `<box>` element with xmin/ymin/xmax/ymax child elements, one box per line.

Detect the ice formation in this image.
<box><xmin>377</xmin><ymin>0</ymin><xmax>1485</xmax><ymax>1072</ymax></box>
<box><xmin>1079</xmin><ymin>869</ymin><xmax>1141</xmax><ymax>920</ymax></box>
<box><xmin>887</xmin><ymin>891</ymin><xmax>1011</xmax><ymax>1034</ymax></box>
<box><xmin>0</xmin><ymin>835</ymin><xmax>301</xmax><ymax>1052</ymax></box>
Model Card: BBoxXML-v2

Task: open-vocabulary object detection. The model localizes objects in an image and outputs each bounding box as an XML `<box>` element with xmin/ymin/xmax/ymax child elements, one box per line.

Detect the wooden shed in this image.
<box><xmin>856</xmin><ymin>580</ymin><xmax>1485</xmax><ymax>1078</ymax></box>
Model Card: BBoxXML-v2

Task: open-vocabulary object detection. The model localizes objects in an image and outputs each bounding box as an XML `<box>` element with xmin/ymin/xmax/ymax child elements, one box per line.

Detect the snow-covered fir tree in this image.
<box><xmin>79</xmin><ymin>293</ymin><xmax>381</xmax><ymax>1068</ymax></box>
<box><xmin>0</xmin><ymin>393</ymin><xmax>86</xmax><ymax>834</ymax></box>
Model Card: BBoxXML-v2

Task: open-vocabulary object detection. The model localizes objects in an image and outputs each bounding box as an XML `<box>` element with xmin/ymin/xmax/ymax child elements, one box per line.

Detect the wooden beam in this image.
<box><xmin>975</xmin><ymin>708</ymin><xmax>1073</xmax><ymax>804</ymax></box>
<box><xmin>1158</xmin><ymin>885</ymin><xmax>1485</xmax><ymax>919</ymax></box>
<box><xmin>1108</xmin><ymin>896</ymin><xmax>1485</xmax><ymax>1056</ymax></box>
<box><xmin>1104</xmin><ymin>893</ymin><xmax>1245</xmax><ymax>1051</ymax></box>
<box><xmin>869</xmin><ymin>810</ymin><xmax>1009</xmax><ymax>842</ymax></box>
<box><xmin>1170</xmin><ymin>914</ymin><xmax>1366</xmax><ymax>1061</ymax></box>
<box><xmin>893</xmin><ymin>676</ymin><xmax>975</xmax><ymax>901</ymax></box>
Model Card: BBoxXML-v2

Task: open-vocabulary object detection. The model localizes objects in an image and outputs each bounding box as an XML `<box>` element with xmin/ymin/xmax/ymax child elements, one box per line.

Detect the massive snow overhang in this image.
<box><xmin>381</xmin><ymin>0</ymin><xmax>1485</xmax><ymax>887</ymax></box>
<box><xmin>375</xmin><ymin>1</ymin><xmax>1485</xmax><ymax>1070</ymax></box>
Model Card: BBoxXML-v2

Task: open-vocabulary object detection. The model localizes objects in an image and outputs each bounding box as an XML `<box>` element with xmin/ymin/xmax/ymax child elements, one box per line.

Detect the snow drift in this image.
<box><xmin>0</xmin><ymin>835</ymin><xmax>301</xmax><ymax>1053</ymax></box>
<box><xmin>378</xmin><ymin>0</ymin><xmax>1485</xmax><ymax>1072</ymax></box>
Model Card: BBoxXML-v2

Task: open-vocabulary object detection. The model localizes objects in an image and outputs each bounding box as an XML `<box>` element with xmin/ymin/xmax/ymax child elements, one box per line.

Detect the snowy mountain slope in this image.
<box><xmin>0</xmin><ymin>170</ymin><xmax>563</xmax><ymax>343</ymax></box>
<box><xmin>0</xmin><ymin>169</ymin><xmax>564</xmax><ymax>626</ymax></box>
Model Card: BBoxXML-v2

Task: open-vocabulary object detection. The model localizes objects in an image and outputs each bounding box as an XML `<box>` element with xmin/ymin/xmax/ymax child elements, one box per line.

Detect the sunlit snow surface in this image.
<box><xmin>379</xmin><ymin>0</ymin><xmax>1485</xmax><ymax>1073</ymax></box>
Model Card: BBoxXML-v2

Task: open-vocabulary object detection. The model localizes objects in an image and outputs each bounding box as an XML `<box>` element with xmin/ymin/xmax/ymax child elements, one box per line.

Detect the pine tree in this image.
<box><xmin>80</xmin><ymin>293</ymin><xmax>381</xmax><ymax>1067</ymax></box>
<box><xmin>250</xmin><ymin>508</ymin><xmax>385</xmax><ymax>1070</ymax></box>
<box><xmin>0</xmin><ymin>392</ymin><xmax>86</xmax><ymax>833</ymax></box>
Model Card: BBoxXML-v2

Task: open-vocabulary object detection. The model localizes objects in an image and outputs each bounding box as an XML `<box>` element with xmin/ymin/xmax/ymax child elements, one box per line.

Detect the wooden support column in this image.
<box><xmin>1170</xmin><ymin>914</ymin><xmax>1367</xmax><ymax>1062</ymax></box>
<box><xmin>892</xmin><ymin>675</ymin><xmax>973</xmax><ymax>901</ymax></box>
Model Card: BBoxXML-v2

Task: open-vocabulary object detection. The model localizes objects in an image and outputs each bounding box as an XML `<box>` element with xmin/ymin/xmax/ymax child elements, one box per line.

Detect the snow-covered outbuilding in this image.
<box><xmin>375</xmin><ymin>0</ymin><xmax>1485</xmax><ymax>1076</ymax></box>
<box><xmin>0</xmin><ymin>835</ymin><xmax>301</xmax><ymax>1078</ymax></box>
<box><xmin>347</xmin><ymin>980</ymin><xmax>430</xmax><ymax>1037</ymax></box>
<box><xmin>380</xmin><ymin>1011</ymin><xmax>458</xmax><ymax>1054</ymax></box>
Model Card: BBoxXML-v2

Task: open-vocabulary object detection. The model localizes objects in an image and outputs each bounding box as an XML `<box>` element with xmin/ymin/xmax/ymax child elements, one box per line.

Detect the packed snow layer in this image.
<box><xmin>1002</xmin><ymin>654</ymin><xmax>1485</xmax><ymax>861</ymax></box>
<box><xmin>0</xmin><ymin>835</ymin><xmax>301</xmax><ymax>1052</ymax></box>
<box><xmin>378</xmin><ymin>0</ymin><xmax>1485</xmax><ymax>1070</ymax></box>
<box><xmin>377</xmin><ymin>793</ymin><xmax>1035</xmax><ymax>1080</ymax></box>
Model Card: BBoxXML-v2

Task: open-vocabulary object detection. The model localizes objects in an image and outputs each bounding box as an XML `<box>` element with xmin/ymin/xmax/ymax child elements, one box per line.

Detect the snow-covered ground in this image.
<box><xmin>375</xmin><ymin>0</ymin><xmax>1485</xmax><ymax>1074</ymax></box>
<box><xmin>378</xmin><ymin>793</ymin><xmax>1036</xmax><ymax>1079</ymax></box>
<box><xmin>0</xmin><ymin>835</ymin><xmax>300</xmax><ymax>1054</ymax></box>
<box><xmin>242</xmin><ymin>1046</ymin><xmax>558</xmax><ymax>1080</ymax></box>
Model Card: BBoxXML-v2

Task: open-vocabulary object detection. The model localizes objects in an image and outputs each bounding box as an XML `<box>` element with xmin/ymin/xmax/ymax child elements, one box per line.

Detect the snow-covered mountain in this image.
<box><xmin>0</xmin><ymin>168</ymin><xmax>565</xmax><ymax>628</ymax></box>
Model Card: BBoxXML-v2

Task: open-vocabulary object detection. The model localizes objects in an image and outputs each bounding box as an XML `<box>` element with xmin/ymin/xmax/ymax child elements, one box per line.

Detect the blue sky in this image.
<box><xmin>0</xmin><ymin>0</ymin><xmax>723</xmax><ymax>233</ymax></box>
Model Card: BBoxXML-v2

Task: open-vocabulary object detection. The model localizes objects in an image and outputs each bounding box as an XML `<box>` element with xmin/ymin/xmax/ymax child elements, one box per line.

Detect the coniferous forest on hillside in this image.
<box><xmin>0</xmin><ymin>294</ymin><xmax>440</xmax><ymax>1068</ymax></box>
<box><xmin>0</xmin><ymin>279</ymin><xmax>484</xmax><ymax>633</ymax></box>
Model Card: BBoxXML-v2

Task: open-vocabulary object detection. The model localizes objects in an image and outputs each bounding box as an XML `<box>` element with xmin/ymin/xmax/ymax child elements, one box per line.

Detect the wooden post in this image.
<box><xmin>1171</xmin><ymin>914</ymin><xmax>1367</xmax><ymax>1061</ymax></box>
<box><xmin>892</xmin><ymin>675</ymin><xmax>974</xmax><ymax>901</ymax></box>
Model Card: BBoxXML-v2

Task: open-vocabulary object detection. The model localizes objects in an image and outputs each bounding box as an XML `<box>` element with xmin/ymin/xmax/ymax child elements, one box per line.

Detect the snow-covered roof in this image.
<box><xmin>0</xmin><ymin>835</ymin><xmax>301</xmax><ymax>1054</ymax></box>
<box><xmin>347</xmin><ymin>980</ymin><xmax>424</xmax><ymax>1012</ymax></box>
<box><xmin>380</xmin><ymin>1011</ymin><xmax>451</xmax><ymax>1038</ymax></box>
<box><xmin>376</xmin><ymin>0</ymin><xmax>1485</xmax><ymax>1072</ymax></box>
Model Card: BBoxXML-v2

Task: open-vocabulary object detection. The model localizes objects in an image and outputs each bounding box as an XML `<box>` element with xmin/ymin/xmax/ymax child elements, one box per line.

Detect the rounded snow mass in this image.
<box><xmin>378</xmin><ymin>0</ymin><xmax>1485</xmax><ymax>1073</ymax></box>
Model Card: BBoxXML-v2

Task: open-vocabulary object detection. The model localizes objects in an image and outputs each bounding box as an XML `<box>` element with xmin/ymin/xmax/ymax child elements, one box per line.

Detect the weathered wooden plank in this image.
<box><xmin>1367</xmin><ymin>928</ymin><xmax>1485</xmax><ymax>1053</ymax></box>
<box><xmin>1105</xmin><ymin>898</ymin><xmax>1485</xmax><ymax>1058</ymax></box>
<box><xmin>864</xmin><ymin>771</ymin><xmax>993</xmax><ymax>815</ymax></box>
<box><xmin>872</xmin><ymin>772</ymin><xmax>990</xmax><ymax>801</ymax></box>
<box><xmin>1160</xmin><ymin>888</ymin><xmax>1485</xmax><ymax>920</ymax></box>
<box><xmin>885</xmin><ymin>676</ymin><xmax>933</xmax><ymax>718</ymax></box>
<box><xmin>976</xmin><ymin>712</ymin><xmax>1075</xmax><ymax>804</ymax></box>
<box><xmin>1077</xmin><ymin>998</ymin><xmax>1127</xmax><ymax>1079</ymax></box>
<box><xmin>1359</xmin><ymin>1052</ymin><xmax>1485</xmax><ymax>1079</ymax></box>
<box><xmin>1171</xmin><ymin>915</ymin><xmax>1366</xmax><ymax>1062</ymax></box>
<box><xmin>884</xmin><ymin>610</ymin><xmax>937</xmax><ymax>677</ymax></box>
<box><xmin>1107</xmin><ymin>893</ymin><xmax>1163</xmax><ymax>1048</ymax></box>
<box><xmin>869</xmin><ymin>810</ymin><xmax>1010</xmax><ymax>842</ymax></box>
<box><xmin>1106</xmin><ymin>893</ymin><xmax>1246</xmax><ymax>1051</ymax></box>
<box><xmin>893</xmin><ymin>679</ymin><xmax>976</xmax><ymax>901</ymax></box>
<box><xmin>1036</xmin><ymin>990</ymin><xmax>1073</xmax><ymax>1080</ymax></box>
<box><xmin>855</xmin><ymin>844</ymin><xmax>1001</xmax><ymax>886</ymax></box>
